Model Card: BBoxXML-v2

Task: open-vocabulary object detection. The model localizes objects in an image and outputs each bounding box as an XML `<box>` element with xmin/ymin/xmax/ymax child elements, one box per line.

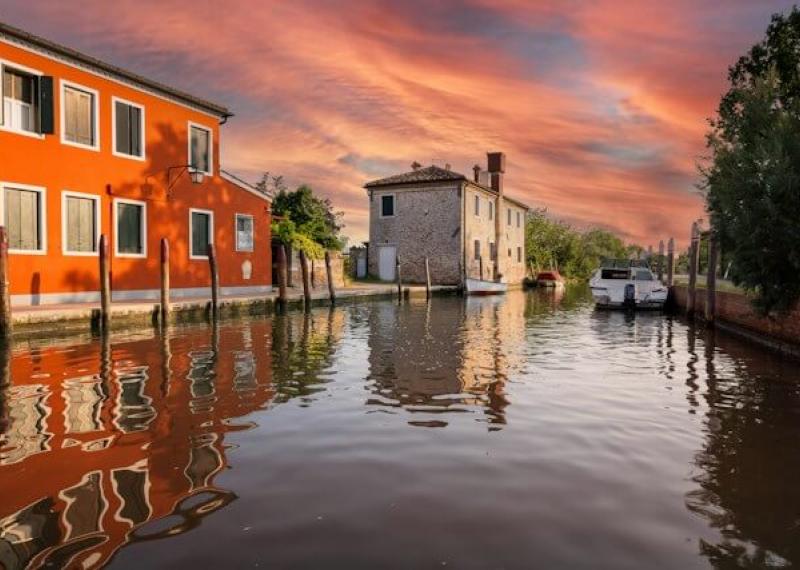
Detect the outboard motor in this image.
<box><xmin>624</xmin><ymin>283</ymin><xmax>636</xmax><ymax>309</ymax></box>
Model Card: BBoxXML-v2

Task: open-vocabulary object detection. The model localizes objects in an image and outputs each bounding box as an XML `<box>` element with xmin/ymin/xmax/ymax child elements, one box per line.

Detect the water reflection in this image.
<box><xmin>0</xmin><ymin>290</ymin><xmax>799</xmax><ymax>568</ymax></box>
<box><xmin>0</xmin><ymin>311</ymin><xmax>341</xmax><ymax>569</ymax></box>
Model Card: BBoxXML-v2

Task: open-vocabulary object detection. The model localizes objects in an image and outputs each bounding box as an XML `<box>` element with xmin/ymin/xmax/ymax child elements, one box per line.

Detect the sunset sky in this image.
<box><xmin>3</xmin><ymin>1</ymin><xmax>795</xmax><ymax>246</ymax></box>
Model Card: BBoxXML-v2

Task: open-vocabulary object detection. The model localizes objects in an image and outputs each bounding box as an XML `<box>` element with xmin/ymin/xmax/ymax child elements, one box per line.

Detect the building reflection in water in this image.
<box><xmin>0</xmin><ymin>310</ymin><xmax>341</xmax><ymax>569</ymax></box>
<box><xmin>365</xmin><ymin>294</ymin><xmax>528</xmax><ymax>429</ymax></box>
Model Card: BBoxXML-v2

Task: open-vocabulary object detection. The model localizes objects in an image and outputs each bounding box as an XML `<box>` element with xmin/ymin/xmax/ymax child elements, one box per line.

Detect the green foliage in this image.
<box><xmin>270</xmin><ymin>183</ymin><xmax>345</xmax><ymax>258</ymax></box>
<box><xmin>525</xmin><ymin>209</ymin><xmax>635</xmax><ymax>280</ymax></box>
<box><xmin>701</xmin><ymin>7</ymin><xmax>800</xmax><ymax>313</ymax></box>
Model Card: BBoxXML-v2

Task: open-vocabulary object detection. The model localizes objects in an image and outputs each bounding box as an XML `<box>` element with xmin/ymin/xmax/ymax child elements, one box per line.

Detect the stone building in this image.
<box><xmin>364</xmin><ymin>152</ymin><xmax>529</xmax><ymax>286</ymax></box>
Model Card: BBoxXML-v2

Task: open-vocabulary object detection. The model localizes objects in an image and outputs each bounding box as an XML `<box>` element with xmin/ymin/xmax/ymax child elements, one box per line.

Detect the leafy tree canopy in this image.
<box><xmin>701</xmin><ymin>7</ymin><xmax>800</xmax><ymax>313</ymax></box>
<box><xmin>270</xmin><ymin>183</ymin><xmax>345</xmax><ymax>258</ymax></box>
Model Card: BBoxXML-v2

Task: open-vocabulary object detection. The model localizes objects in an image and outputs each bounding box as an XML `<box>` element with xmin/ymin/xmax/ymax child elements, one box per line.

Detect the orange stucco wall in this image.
<box><xmin>0</xmin><ymin>38</ymin><xmax>271</xmax><ymax>304</ymax></box>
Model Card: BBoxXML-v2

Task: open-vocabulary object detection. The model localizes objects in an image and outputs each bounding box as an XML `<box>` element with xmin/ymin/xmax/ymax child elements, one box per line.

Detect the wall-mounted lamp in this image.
<box><xmin>143</xmin><ymin>164</ymin><xmax>205</xmax><ymax>199</ymax></box>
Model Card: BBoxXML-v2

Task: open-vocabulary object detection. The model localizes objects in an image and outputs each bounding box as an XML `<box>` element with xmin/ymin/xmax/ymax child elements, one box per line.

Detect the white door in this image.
<box><xmin>356</xmin><ymin>257</ymin><xmax>367</xmax><ymax>278</ymax></box>
<box><xmin>378</xmin><ymin>246</ymin><xmax>396</xmax><ymax>281</ymax></box>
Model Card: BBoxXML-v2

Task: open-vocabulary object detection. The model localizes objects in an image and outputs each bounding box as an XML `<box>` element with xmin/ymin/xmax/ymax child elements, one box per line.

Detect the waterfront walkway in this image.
<box><xmin>10</xmin><ymin>282</ymin><xmax>459</xmax><ymax>335</ymax></box>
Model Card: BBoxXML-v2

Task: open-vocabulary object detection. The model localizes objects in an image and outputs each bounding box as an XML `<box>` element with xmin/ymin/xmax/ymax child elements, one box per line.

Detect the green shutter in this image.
<box><xmin>115</xmin><ymin>101</ymin><xmax>130</xmax><ymax>155</ymax></box>
<box><xmin>191</xmin><ymin>212</ymin><xmax>209</xmax><ymax>256</ymax></box>
<box><xmin>117</xmin><ymin>203</ymin><xmax>143</xmax><ymax>254</ymax></box>
<box><xmin>39</xmin><ymin>76</ymin><xmax>54</xmax><ymax>134</ymax></box>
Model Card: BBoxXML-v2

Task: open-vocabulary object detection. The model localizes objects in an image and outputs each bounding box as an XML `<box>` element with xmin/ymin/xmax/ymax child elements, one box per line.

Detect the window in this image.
<box><xmin>235</xmin><ymin>214</ymin><xmax>254</xmax><ymax>252</ymax></box>
<box><xmin>2</xmin><ymin>66</ymin><xmax>37</xmax><ymax>133</ymax></box>
<box><xmin>113</xmin><ymin>98</ymin><xmax>144</xmax><ymax>159</ymax></box>
<box><xmin>517</xmin><ymin>247</ymin><xmax>522</xmax><ymax>262</ymax></box>
<box><xmin>507</xmin><ymin>208</ymin><xmax>512</xmax><ymax>226</ymax></box>
<box><xmin>380</xmin><ymin>194</ymin><xmax>395</xmax><ymax>217</ymax></box>
<box><xmin>61</xmin><ymin>81</ymin><xmax>98</xmax><ymax>149</ymax></box>
<box><xmin>474</xmin><ymin>239</ymin><xmax>481</xmax><ymax>260</ymax></box>
<box><xmin>474</xmin><ymin>195</ymin><xmax>480</xmax><ymax>216</ymax></box>
<box><xmin>190</xmin><ymin>209</ymin><xmax>213</xmax><ymax>259</ymax></box>
<box><xmin>2</xmin><ymin>183</ymin><xmax>46</xmax><ymax>253</ymax></box>
<box><xmin>489</xmin><ymin>242</ymin><xmax>496</xmax><ymax>261</ymax></box>
<box><xmin>517</xmin><ymin>211</ymin><xmax>521</xmax><ymax>228</ymax></box>
<box><xmin>189</xmin><ymin>122</ymin><xmax>212</xmax><ymax>174</ymax></box>
<box><xmin>508</xmin><ymin>247</ymin><xmax>512</xmax><ymax>258</ymax></box>
<box><xmin>488</xmin><ymin>201</ymin><xmax>493</xmax><ymax>220</ymax></box>
<box><xmin>62</xmin><ymin>192</ymin><xmax>99</xmax><ymax>255</ymax></box>
<box><xmin>114</xmin><ymin>199</ymin><xmax>146</xmax><ymax>257</ymax></box>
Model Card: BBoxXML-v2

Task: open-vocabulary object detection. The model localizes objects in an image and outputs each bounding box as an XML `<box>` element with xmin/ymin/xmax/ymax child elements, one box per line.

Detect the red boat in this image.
<box><xmin>535</xmin><ymin>270</ymin><xmax>565</xmax><ymax>288</ymax></box>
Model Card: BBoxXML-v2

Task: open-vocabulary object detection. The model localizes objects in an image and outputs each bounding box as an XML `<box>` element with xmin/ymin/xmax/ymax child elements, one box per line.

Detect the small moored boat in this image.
<box><xmin>589</xmin><ymin>260</ymin><xmax>667</xmax><ymax>310</ymax></box>
<box><xmin>535</xmin><ymin>270</ymin><xmax>565</xmax><ymax>289</ymax></box>
<box><xmin>464</xmin><ymin>277</ymin><xmax>508</xmax><ymax>296</ymax></box>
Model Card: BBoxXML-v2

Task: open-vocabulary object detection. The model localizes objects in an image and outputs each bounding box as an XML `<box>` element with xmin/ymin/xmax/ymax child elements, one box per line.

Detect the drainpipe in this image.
<box><xmin>488</xmin><ymin>152</ymin><xmax>506</xmax><ymax>281</ymax></box>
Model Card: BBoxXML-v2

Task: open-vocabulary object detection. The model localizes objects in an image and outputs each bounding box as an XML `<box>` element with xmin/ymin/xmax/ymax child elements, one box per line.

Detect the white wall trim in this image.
<box><xmin>0</xmin><ymin>181</ymin><xmax>47</xmax><ymax>255</ymax></box>
<box><xmin>220</xmin><ymin>171</ymin><xmax>271</xmax><ymax>203</ymax></box>
<box><xmin>378</xmin><ymin>192</ymin><xmax>396</xmax><ymax>219</ymax></box>
<box><xmin>187</xmin><ymin>120</ymin><xmax>213</xmax><ymax>175</ymax></box>
<box><xmin>61</xmin><ymin>190</ymin><xmax>101</xmax><ymax>256</ymax></box>
<box><xmin>113</xmin><ymin>198</ymin><xmax>147</xmax><ymax>258</ymax></box>
<box><xmin>11</xmin><ymin>285</ymin><xmax>274</xmax><ymax>307</ymax></box>
<box><xmin>0</xmin><ymin>57</ymin><xmax>46</xmax><ymax>139</ymax></box>
<box><xmin>59</xmin><ymin>78</ymin><xmax>100</xmax><ymax>151</ymax></box>
<box><xmin>234</xmin><ymin>213</ymin><xmax>254</xmax><ymax>252</ymax></box>
<box><xmin>189</xmin><ymin>207</ymin><xmax>214</xmax><ymax>260</ymax></box>
<box><xmin>111</xmin><ymin>95</ymin><xmax>146</xmax><ymax>161</ymax></box>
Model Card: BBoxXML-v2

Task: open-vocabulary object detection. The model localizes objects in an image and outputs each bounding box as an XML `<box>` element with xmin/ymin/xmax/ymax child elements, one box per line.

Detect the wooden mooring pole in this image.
<box><xmin>0</xmin><ymin>227</ymin><xmax>11</xmax><ymax>337</ymax></box>
<box><xmin>99</xmin><ymin>234</ymin><xmax>111</xmax><ymax>329</ymax></box>
<box><xmin>325</xmin><ymin>250</ymin><xmax>336</xmax><ymax>303</ymax></box>
<box><xmin>479</xmin><ymin>256</ymin><xmax>484</xmax><ymax>281</ymax></box>
<box><xmin>666</xmin><ymin>238</ymin><xmax>675</xmax><ymax>287</ymax></box>
<box><xmin>424</xmin><ymin>256</ymin><xmax>431</xmax><ymax>299</ymax></box>
<box><xmin>277</xmin><ymin>244</ymin><xmax>288</xmax><ymax>310</ymax></box>
<box><xmin>657</xmin><ymin>240</ymin><xmax>665</xmax><ymax>282</ymax></box>
<box><xmin>160</xmin><ymin>238</ymin><xmax>170</xmax><ymax>325</ymax></box>
<box><xmin>687</xmin><ymin>223</ymin><xmax>700</xmax><ymax>318</ymax></box>
<box><xmin>705</xmin><ymin>233</ymin><xmax>719</xmax><ymax>326</ymax></box>
<box><xmin>396</xmin><ymin>256</ymin><xmax>403</xmax><ymax>301</ymax></box>
<box><xmin>299</xmin><ymin>250</ymin><xmax>311</xmax><ymax>308</ymax></box>
<box><xmin>208</xmin><ymin>243</ymin><xmax>219</xmax><ymax>317</ymax></box>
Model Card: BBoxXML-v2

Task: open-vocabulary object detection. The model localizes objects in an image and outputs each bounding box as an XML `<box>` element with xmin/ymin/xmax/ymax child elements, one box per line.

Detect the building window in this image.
<box><xmin>2</xmin><ymin>66</ymin><xmax>38</xmax><ymax>134</ymax></box>
<box><xmin>2</xmin><ymin>183</ymin><xmax>46</xmax><ymax>253</ymax></box>
<box><xmin>474</xmin><ymin>239</ymin><xmax>481</xmax><ymax>260</ymax></box>
<box><xmin>115</xmin><ymin>199</ymin><xmax>146</xmax><ymax>257</ymax></box>
<box><xmin>507</xmin><ymin>208</ymin><xmax>512</xmax><ymax>226</ymax></box>
<box><xmin>113</xmin><ymin>98</ymin><xmax>144</xmax><ymax>159</ymax></box>
<box><xmin>62</xmin><ymin>192</ymin><xmax>99</xmax><ymax>255</ymax></box>
<box><xmin>489</xmin><ymin>201</ymin><xmax>493</xmax><ymax>220</ymax></box>
<box><xmin>517</xmin><ymin>211</ymin><xmax>521</xmax><ymax>228</ymax></box>
<box><xmin>189</xmin><ymin>122</ymin><xmax>212</xmax><ymax>174</ymax></box>
<box><xmin>489</xmin><ymin>242</ymin><xmax>496</xmax><ymax>261</ymax></box>
<box><xmin>517</xmin><ymin>246</ymin><xmax>522</xmax><ymax>262</ymax></box>
<box><xmin>508</xmin><ymin>247</ymin><xmax>512</xmax><ymax>258</ymax></box>
<box><xmin>474</xmin><ymin>195</ymin><xmax>480</xmax><ymax>216</ymax></box>
<box><xmin>235</xmin><ymin>214</ymin><xmax>254</xmax><ymax>252</ymax></box>
<box><xmin>380</xmin><ymin>194</ymin><xmax>395</xmax><ymax>217</ymax></box>
<box><xmin>61</xmin><ymin>81</ymin><xmax>99</xmax><ymax>150</ymax></box>
<box><xmin>190</xmin><ymin>209</ymin><xmax>213</xmax><ymax>259</ymax></box>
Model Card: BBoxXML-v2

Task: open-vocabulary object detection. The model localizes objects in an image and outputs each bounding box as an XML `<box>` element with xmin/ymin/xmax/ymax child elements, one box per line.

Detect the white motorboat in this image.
<box><xmin>589</xmin><ymin>260</ymin><xmax>668</xmax><ymax>309</ymax></box>
<box><xmin>464</xmin><ymin>277</ymin><xmax>508</xmax><ymax>295</ymax></box>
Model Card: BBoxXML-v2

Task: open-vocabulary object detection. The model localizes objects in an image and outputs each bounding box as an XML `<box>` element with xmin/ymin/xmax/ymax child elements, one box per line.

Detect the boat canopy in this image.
<box><xmin>599</xmin><ymin>258</ymin><xmax>650</xmax><ymax>269</ymax></box>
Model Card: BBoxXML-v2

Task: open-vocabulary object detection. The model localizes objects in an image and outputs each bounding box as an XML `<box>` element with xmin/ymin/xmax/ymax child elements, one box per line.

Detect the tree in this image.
<box><xmin>701</xmin><ymin>7</ymin><xmax>800</xmax><ymax>313</ymax></box>
<box><xmin>271</xmin><ymin>184</ymin><xmax>345</xmax><ymax>258</ymax></box>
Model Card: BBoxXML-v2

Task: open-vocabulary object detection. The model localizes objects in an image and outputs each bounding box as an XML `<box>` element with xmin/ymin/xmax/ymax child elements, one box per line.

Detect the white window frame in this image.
<box><xmin>473</xmin><ymin>194</ymin><xmax>480</xmax><ymax>217</ymax></box>
<box><xmin>234</xmin><ymin>213</ymin><xmax>254</xmax><ymax>252</ymax></box>
<box><xmin>113</xmin><ymin>198</ymin><xmax>147</xmax><ymax>259</ymax></box>
<box><xmin>379</xmin><ymin>193</ymin><xmax>396</xmax><ymax>219</ymax></box>
<box><xmin>189</xmin><ymin>207</ymin><xmax>214</xmax><ymax>260</ymax></box>
<box><xmin>0</xmin><ymin>181</ymin><xmax>47</xmax><ymax>255</ymax></box>
<box><xmin>0</xmin><ymin>58</ymin><xmax>45</xmax><ymax>140</ymax></box>
<box><xmin>61</xmin><ymin>190</ymin><xmax>101</xmax><ymax>256</ymax></box>
<box><xmin>111</xmin><ymin>96</ymin><xmax>145</xmax><ymax>161</ymax></box>
<box><xmin>187</xmin><ymin>121</ymin><xmax>213</xmax><ymax>175</ymax></box>
<box><xmin>60</xmin><ymin>79</ymin><xmax>100</xmax><ymax>151</ymax></box>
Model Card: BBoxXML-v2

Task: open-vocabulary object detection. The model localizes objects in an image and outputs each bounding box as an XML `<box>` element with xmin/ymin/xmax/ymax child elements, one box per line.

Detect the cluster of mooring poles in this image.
<box><xmin>392</xmin><ymin>256</ymin><xmax>433</xmax><ymax>304</ymax></box>
<box><xmin>274</xmin><ymin>244</ymin><xmax>338</xmax><ymax>313</ymax></box>
<box><xmin>651</xmin><ymin>222</ymin><xmax>720</xmax><ymax>327</ymax></box>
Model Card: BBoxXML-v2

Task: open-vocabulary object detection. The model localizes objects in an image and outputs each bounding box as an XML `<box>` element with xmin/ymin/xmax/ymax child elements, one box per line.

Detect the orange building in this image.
<box><xmin>0</xmin><ymin>23</ymin><xmax>272</xmax><ymax>306</ymax></box>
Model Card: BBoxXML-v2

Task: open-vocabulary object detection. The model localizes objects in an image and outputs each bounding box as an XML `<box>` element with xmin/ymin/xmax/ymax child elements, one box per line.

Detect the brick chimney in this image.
<box><xmin>473</xmin><ymin>164</ymin><xmax>481</xmax><ymax>183</ymax></box>
<box><xmin>487</xmin><ymin>152</ymin><xmax>506</xmax><ymax>281</ymax></box>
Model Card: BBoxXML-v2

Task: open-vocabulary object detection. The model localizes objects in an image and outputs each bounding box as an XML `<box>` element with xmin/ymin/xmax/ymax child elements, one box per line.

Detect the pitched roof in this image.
<box><xmin>364</xmin><ymin>165</ymin><xmax>466</xmax><ymax>188</ymax></box>
<box><xmin>0</xmin><ymin>22</ymin><xmax>231</xmax><ymax>118</ymax></box>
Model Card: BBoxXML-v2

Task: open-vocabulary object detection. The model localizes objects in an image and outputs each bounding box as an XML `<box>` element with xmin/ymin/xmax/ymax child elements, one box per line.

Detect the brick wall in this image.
<box><xmin>672</xmin><ymin>285</ymin><xmax>800</xmax><ymax>345</ymax></box>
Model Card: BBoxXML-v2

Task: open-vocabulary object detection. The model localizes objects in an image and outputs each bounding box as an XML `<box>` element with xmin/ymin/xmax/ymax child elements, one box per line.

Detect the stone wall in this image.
<box><xmin>463</xmin><ymin>184</ymin><xmax>527</xmax><ymax>285</ymax></box>
<box><xmin>286</xmin><ymin>249</ymin><xmax>345</xmax><ymax>289</ymax></box>
<box><xmin>672</xmin><ymin>285</ymin><xmax>800</xmax><ymax>347</ymax></box>
<box><xmin>368</xmin><ymin>183</ymin><xmax>463</xmax><ymax>285</ymax></box>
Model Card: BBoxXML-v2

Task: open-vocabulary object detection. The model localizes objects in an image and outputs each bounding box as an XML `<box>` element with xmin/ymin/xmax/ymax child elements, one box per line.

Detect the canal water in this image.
<box><xmin>1</xmin><ymin>287</ymin><xmax>799</xmax><ymax>569</ymax></box>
